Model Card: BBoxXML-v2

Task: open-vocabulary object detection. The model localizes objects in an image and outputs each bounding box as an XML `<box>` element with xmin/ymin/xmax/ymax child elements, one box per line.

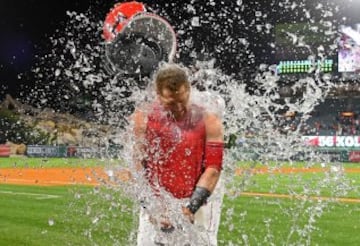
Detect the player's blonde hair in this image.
<box><xmin>155</xmin><ymin>63</ymin><xmax>190</xmax><ymax>93</ymax></box>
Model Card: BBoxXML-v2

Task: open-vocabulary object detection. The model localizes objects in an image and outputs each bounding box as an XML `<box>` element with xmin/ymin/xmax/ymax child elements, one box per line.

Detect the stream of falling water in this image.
<box><xmin>22</xmin><ymin>1</ymin><xmax>359</xmax><ymax>245</ymax></box>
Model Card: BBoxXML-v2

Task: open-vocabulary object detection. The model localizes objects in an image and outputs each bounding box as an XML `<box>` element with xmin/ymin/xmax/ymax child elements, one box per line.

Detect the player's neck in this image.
<box><xmin>168</xmin><ymin>107</ymin><xmax>188</xmax><ymax>122</ymax></box>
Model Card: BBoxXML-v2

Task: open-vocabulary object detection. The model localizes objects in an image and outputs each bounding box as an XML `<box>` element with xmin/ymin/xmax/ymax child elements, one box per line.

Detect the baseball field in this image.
<box><xmin>0</xmin><ymin>157</ymin><xmax>359</xmax><ymax>245</ymax></box>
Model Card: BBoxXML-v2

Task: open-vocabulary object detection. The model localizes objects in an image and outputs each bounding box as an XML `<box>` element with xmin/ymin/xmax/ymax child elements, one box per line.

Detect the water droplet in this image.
<box><xmin>92</xmin><ymin>217</ymin><xmax>99</xmax><ymax>224</ymax></box>
<box><xmin>191</xmin><ymin>17</ymin><xmax>200</xmax><ymax>27</ymax></box>
<box><xmin>48</xmin><ymin>219</ymin><xmax>55</xmax><ymax>226</ymax></box>
<box><xmin>55</xmin><ymin>69</ymin><xmax>61</xmax><ymax>77</ymax></box>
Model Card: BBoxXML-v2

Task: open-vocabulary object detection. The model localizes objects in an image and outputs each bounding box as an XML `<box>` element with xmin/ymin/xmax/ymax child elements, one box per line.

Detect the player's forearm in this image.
<box><xmin>196</xmin><ymin>167</ymin><xmax>220</xmax><ymax>193</ymax></box>
<box><xmin>185</xmin><ymin>168</ymin><xmax>220</xmax><ymax>215</ymax></box>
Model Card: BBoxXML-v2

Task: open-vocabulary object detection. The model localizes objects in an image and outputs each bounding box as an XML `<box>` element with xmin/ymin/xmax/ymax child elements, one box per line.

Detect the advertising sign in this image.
<box><xmin>27</xmin><ymin>145</ymin><xmax>67</xmax><ymax>157</ymax></box>
<box><xmin>302</xmin><ymin>136</ymin><xmax>360</xmax><ymax>148</ymax></box>
<box><xmin>0</xmin><ymin>144</ymin><xmax>10</xmax><ymax>157</ymax></box>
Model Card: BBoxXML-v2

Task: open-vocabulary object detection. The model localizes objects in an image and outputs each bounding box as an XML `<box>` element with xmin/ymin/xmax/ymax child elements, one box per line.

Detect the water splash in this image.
<box><xmin>21</xmin><ymin>0</ymin><xmax>360</xmax><ymax>245</ymax></box>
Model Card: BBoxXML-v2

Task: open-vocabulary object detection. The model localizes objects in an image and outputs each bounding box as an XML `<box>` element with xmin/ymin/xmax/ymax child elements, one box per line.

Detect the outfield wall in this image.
<box><xmin>232</xmin><ymin>135</ymin><xmax>360</xmax><ymax>163</ymax></box>
<box><xmin>302</xmin><ymin>135</ymin><xmax>360</xmax><ymax>162</ymax></box>
<box><xmin>25</xmin><ymin>145</ymin><xmax>122</xmax><ymax>158</ymax></box>
<box><xmin>3</xmin><ymin>135</ymin><xmax>360</xmax><ymax>162</ymax></box>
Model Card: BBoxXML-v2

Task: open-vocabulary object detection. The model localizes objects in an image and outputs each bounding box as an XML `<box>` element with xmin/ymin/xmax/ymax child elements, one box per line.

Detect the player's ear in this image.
<box><xmin>156</xmin><ymin>89</ymin><xmax>163</xmax><ymax>97</ymax></box>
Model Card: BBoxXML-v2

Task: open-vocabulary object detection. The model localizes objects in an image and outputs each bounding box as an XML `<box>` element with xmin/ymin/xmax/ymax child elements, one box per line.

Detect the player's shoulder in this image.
<box><xmin>203</xmin><ymin>111</ymin><xmax>222</xmax><ymax>124</ymax></box>
<box><xmin>203</xmin><ymin>111</ymin><xmax>223</xmax><ymax>140</ymax></box>
<box><xmin>131</xmin><ymin>103</ymin><xmax>151</xmax><ymax>124</ymax></box>
<box><xmin>132</xmin><ymin>101</ymin><xmax>162</xmax><ymax>123</ymax></box>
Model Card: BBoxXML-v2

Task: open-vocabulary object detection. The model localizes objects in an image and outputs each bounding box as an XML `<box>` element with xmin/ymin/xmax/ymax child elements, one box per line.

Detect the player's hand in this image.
<box><xmin>182</xmin><ymin>206</ymin><xmax>195</xmax><ymax>224</ymax></box>
<box><xmin>160</xmin><ymin>216</ymin><xmax>174</xmax><ymax>232</ymax></box>
<box><xmin>149</xmin><ymin>214</ymin><xmax>174</xmax><ymax>232</ymax></box>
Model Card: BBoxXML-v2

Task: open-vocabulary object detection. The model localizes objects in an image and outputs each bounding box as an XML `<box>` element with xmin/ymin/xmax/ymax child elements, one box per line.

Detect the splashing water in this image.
<box><xmin>22</xmin><ymin>0</ymin><xmax>360</xmax><ymax>245</ymax></box>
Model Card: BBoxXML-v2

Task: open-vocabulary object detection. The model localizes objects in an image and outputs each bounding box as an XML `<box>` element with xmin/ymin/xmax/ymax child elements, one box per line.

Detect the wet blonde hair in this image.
<box><xmin>155</xmin><ymin>64</ymin><xmax>190</xmax><ymax>93</ymax></box>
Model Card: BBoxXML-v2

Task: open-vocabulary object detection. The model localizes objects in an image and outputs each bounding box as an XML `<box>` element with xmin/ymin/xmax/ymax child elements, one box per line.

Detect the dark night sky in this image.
<box><xmin>0</xmin><ymin>0</ymin><xmax>251</xmax><ymax>99</ymax></box>
<box><xmin>0</xmin><ymin>0</ymin><xmax>107</xmax><ymax>99</ymax></box>
<box><xmin>1</xmin><ymin>0</ymin><xmax>360</xmax><ymax>101</ymax></box>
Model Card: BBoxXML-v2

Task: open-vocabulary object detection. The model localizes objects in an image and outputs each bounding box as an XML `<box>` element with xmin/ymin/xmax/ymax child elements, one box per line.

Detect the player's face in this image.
<box><xmin>158</xmin><ymin>84</ymin><xmax>190</xmax><ymax>120</ymax></box>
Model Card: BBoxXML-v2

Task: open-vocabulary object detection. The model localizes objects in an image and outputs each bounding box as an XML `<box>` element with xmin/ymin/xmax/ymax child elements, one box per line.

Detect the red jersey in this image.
<box><xmin>145</xmin><ymin>103</ymin><xmax>206</xmax><ymax>199</ymax></box>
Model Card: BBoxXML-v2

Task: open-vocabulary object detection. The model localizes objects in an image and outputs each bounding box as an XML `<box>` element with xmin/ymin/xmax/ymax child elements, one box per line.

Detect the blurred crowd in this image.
<box><xmin>277</xmin><ymin>111</ymin><xmax>360</xmax><ymax>136</ymax></box>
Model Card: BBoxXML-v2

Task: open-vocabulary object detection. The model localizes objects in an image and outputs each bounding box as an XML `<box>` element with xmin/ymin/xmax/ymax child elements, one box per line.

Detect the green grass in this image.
<box><xmin>219</xmin><ymin>196</ymin><xmax>360</xmax><ymax>245</ymax></box>
<box><xmin>1</xmin><ymin>157</ymin><xmax>359</xmax><ymax>169</ymax></box>
<box><xmin>0</xmin><ymin>157</ymin><xmax>359</xmax><ymax>245</ymax></box>
<box><xmin>0</xmin><ymin>184</ymin><xmax>135</xmax><ymax>245</ymax></box>
<box><xmin>236</xmin><ymin>160</ymin><xmax>360</xmax><ymax>169</ymax></box>
<box><xmin>0</xmin><ymin>157</ymin><xmax>121</xmax><ymax>168</ymax></box>
<box><xmin>230</xmin><ymin>172</ymin><xmax>360</xmax><ymax>198</ymax></box>
<box><xmin>0</xmin><ymin>183</ymin><xmax>359</xmax><ymax>245</ymax></box>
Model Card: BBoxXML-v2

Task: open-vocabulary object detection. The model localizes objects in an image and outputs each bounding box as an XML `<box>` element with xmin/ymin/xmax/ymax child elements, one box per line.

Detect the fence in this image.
<box><xmin>25</xmin><ymin>145</ymin><xmax>123</xmax><ymax>158</ymax></box>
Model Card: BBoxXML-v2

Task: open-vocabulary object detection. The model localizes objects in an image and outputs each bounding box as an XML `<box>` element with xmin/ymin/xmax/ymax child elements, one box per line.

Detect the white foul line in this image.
<box><xmin>240</xmin><ymin>192</ymin><xmax>360</xmax><ymax>204</ymax></box>
<box><xmin>0</xmin><ymin>190</ymin><xmax>61</xmax><ymax>200</ymax></box>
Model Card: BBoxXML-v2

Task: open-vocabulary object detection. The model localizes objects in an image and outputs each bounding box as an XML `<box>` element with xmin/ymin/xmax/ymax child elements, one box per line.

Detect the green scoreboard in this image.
<box><xmin>277</xmin><ymin>59</ymin><xmax>333</xmax><ymax>74</ymax></box>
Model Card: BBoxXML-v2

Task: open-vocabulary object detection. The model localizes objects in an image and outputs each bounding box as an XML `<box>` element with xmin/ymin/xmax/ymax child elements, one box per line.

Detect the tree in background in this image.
<box><xmin>0</xmin><ymin>109</ymin><xmax>51</xmax><ymax>145</ymax></box>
